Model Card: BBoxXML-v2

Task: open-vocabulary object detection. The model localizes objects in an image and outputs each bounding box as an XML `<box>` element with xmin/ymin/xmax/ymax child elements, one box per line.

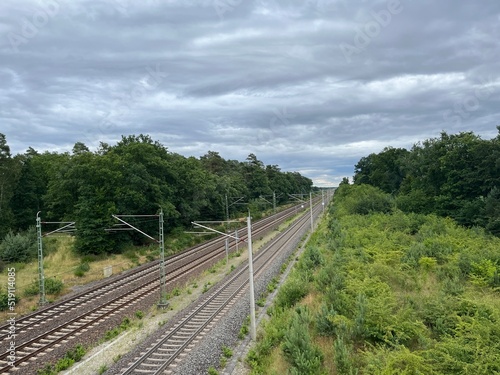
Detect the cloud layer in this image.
<box><xmin>1</xmin><ymin>0</ymin><xmax>499</xmax><ymax>185</ymax></box>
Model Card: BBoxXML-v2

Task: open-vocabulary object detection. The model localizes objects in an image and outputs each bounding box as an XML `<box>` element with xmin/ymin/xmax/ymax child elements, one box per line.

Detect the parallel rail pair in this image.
<box><xmin>120</xmin><ymin>200</ymin><xmax>324</xmax><ymax>374</ymax></box>
<box><xmin>0</xmin><ymin>203</ymin><xmax>310</xmax><ymax>373</ymax></box>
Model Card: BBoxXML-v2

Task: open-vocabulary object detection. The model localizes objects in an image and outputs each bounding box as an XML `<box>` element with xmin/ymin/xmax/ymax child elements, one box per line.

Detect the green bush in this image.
<box><xmin>335</xmin><ymin>184</ymin><xmax>393</xmax><ymax>216</ymax></box>
<box><xmin>25</xmin><ymin>278</ymin><xmax>64</xmax><ymax>297</ymax></box>
<box><xmin>275</xmin><ymin>274</ymin><xmax>308</xmax><ymax>309</ymax></box>
<box><xmin>45</xmin><ymin>278</ymin><xmax>64</xmax><ymax>294</ymax></box>
<box><xmin>334</xmin><ymin>335</ymin><xmax>357</xmax><ymax>375</ymax></box>
<box><xmin>282</xmin><ymin>307</ymin><xmax>323</xmax><ymax>375</ymax></box>
<box><xmin>0</xmin><ymin>289</ymin><xmax>19</xmax><ymax>311</ymax></box>
<box><xmin>54</xmin><ymin>356</ymin><xmax>74</xmax><ymax>371</ymax></box>
<box><xmin>123</xmin><ymin>249</ymin><xmax>139</xmax><ymax>262</ymax></box>
<box><xmin>0</xmin><ymin>227</ymin><xmax>37</xmax><ymax>263</ymax></box>
<box><xmin>222</xmin><ymin>346</ymin><xmax>233</xmax><ymax>358</ymax></box>
<box><xmin>23</xmin><ymin>282</ymin><xmax>39</xmax><ymax>297</ymax></box>
<box><xmin>67</xmin><ymin>345</ymin><xmax>86</xmax><ymax>362</ymax></box>
<box><xmin>418</xmin><ymin>256</ymin><xmax>437</xmax><ymax>271</ymax></box>
<box><xmin>74</xmin><ymin>262</ymin><xmax>90</xmax><ymax>277</ymax></box>
<box><xmin>38</xmin><ymin>345</ymin><xmax>86</xmax><ymax>374</ymax></box>
<box><xmin>315</xmin><ymin>303</ymin><xmax>337</xmax><ymax>337</ymax></box>
<box><xmin>470</xmin><ymin>259</ymin><xmax>497</xmax><ymax>287</ymax></box>
<box><xmin>298</xmin><ymin>246</ymin><xmax>324</xmax><ymax>271</ymax></box>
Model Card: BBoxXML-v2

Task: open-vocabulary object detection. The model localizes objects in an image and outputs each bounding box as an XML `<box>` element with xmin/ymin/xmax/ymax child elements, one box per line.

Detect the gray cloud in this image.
<box><xmin>1</xmin><ymin>0</ymin><xmax>499</xmax><ymax>186</ymax></box>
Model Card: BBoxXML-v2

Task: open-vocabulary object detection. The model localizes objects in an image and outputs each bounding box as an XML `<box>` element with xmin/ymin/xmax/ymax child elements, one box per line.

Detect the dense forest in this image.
<box><xmin>352</xmin><ymin>127</ymin><xmax>500</xmax><ymax>236</ymax></box>
<box><xmin>0</xmin><ymin>133</ymin><xmax>312</xmax><ymax>257</ymax></box>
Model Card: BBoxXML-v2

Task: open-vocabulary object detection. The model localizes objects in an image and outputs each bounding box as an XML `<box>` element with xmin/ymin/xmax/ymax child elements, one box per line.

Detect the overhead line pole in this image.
<box><xmin>191</xmin><ymin>215</ymin><xmax>256</xmax><ymax>341</ymax></box>
<box><xmin>322</xmin><ymin>190</ymin><xmax>325</xmax><ymax>212</ymax></box>
<box><xmin>36</xmin><ymin>214</ymin><xmax>76</xmax><ymax>306</ymax></box>
<box><xmin>247</xmin><ymin>213</ymin><xmax>256</xmax><ymax>341</ymax></box>
<box><xmin>310</xmin><ymin>192</ymin><xmax>313</xmax><ymax>231</ymax></box>
<box><xmin>36</xmin><ymin>212</ymin><xmax>47</xmax><ymax>306</ymax></box>
<box><xmin>158</xmin><ymin>209</ymin><xmax>168</xmax><ymax>307</ymax></box>
<box><xmin>273</xmin><ymin>191</ymin><xmax>276</xmax><ymax>214</ymax></box>
<box><xmin>110</xmin><ymin>212</ymin><xmax>168</xmax><ymax>308</ymax></box>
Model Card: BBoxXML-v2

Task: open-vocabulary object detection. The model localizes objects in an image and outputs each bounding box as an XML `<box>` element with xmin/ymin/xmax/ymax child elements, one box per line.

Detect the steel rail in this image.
<box><xmin>0</xmin><ymin>202</ymin><xmax>315</xmax><ymax>372</ymax></box>
<box><xmin>120</xmin><ymin>200</ymin><xmax>324</xmax><ymax>374</ymax></box>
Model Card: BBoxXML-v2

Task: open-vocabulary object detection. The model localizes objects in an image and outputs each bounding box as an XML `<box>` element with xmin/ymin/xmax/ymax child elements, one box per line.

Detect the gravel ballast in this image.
<box><xmin>112</xmin><ymin>212</ymin><xmax>318</xmax><ymax>375</ymax></box>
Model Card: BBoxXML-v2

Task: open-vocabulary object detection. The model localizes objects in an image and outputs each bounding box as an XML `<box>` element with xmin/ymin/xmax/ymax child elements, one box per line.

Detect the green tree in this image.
<box><xmin>9</xmin><ymin>156</ymin><xmax>44</xmax><ymax>230</ymax></box>
<box><xmin>0</xmin><ymin>134</ymin><xmax>21</xmax><ymax>238</ymax></box>
<box><xmin>354</xmin><ymin>147</ymin><xmax>408</xmax><ymax>193</ymax></box>
<box><xmin>483</xmin><ymin>187</ymin><xmax>500</xmax><ymax>236</ymax></box>
<box><xmin>244</xmin><ymin>153</ymin><xmax>271</xmax><ymax>199</ymax></box>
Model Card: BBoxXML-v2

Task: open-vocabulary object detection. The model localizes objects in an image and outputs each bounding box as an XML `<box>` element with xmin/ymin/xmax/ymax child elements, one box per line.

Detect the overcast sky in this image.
<box><xmin>1</xmin><ymin>0</ymin><xmax>499</xmax><ymax>186</ymax></box>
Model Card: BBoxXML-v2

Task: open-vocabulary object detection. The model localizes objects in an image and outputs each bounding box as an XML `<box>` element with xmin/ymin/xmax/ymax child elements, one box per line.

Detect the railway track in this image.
<box><xmin>0</xmin><ymin>203</ymin><xmax>312</xmax><ymax>373</ymax></box>
<box><xmin>119</xmin><ymin>200</ymin><xmax>324</xmax><ymax>374</ymax></box>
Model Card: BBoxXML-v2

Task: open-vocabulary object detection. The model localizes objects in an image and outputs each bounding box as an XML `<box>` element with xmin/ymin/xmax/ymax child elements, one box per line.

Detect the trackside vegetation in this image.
<box><xmin>353</xmin><ymin>128</ymin><xmax>500</xmax><ymax>236</ymax></box>
<box><xmin>247</xmin><ymin>183</ymin><xmax>500</xmax><ymax>374</ymax></box>
<box><xmin>0</xmin><ymin>133</ymin><xmax>312</xmax><ymax>258</ymax></box>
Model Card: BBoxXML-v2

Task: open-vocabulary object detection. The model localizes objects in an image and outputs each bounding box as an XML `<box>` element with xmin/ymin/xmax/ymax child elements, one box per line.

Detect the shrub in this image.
<box><xmin>67</xmin><ymin>345</ymin><xmax>86</xmax><ymax>362</ymax></box>
<box><xmin>0</xmin><ymin>227</ymin><xmax>37</xmax><ymax>263</ymax></box>
<box><xmin>334</xmin><ymin>335</ymin><xmax>357</xmax><ymax>375</ymax></box>
<box><xmin>24</xmin><ymin>277</ymin><xmax>64</xmax><ymax>297</ymax></box>
<box><xmin>45</xmin><ymin>278</ymin><xmax>64</xmax><ymax>294</ymax></box>
<box><xmin>222</xmin><ymin>346</ymin><xmax>233</xmax><ymax>358</ymax></box>
<box><xmin>238</xmin><ymin>324</ymin><xmax>249</xmax><ymax>339</ymax></box>
<box><xmin>123</xmin><ymin>249</ymin><xmax>139</xmax><ymax>262</ymax></box>
<box><xmin>336</xmin><ymin>184</ymin><xmax>393</xmax><ymax>216</ymax></box>
<box><xmin>275</xmin><ymin>274</ymin><xmax>309</xmax><ymax>309</ymax></box>
<box><xmin>202</xmin><ymin>282</ymin><xmax>211</xmax><ymax>293</ymax></box>
<box><xmin>470</xmin><ymin>259</ymin><xmax>497</xmax><ymax>287</ymax></box>
<box><xmin>74</xmin><ymin>262</ymin><xmax>90</xmax><ymax>277</ymax></box>
<box><xmin>282</xmin><ymin>308</ymin><xmax>323</xmax><ymax>374</ymax></box>
<box><xmin>418</xmin><ymin>256</ymin><xmax>437</xmax><ymax>271</ymax></box>
<box><xmin>316</xmin><ymin>303</ymin><xmax>337</xmax><ymax>337</ymax></box>
<box><xmin>298</xmin><ymin>246</ymin><xmax>324</xmax><ymax>271</ymax></box>
<box><xmin>23</xmin><ymin>282</ymin><xmax>39</xmax><ymax>297</ymax></box>
<box><xmin>0</xmin><ymin>287</ymin><xmax>20</xmax><ymax>311</ymax></box>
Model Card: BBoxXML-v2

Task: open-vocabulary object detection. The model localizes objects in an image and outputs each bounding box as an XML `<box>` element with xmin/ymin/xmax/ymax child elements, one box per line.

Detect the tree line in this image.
<box><xmin>0</xmin><ymin>134</ymin><xmax>312</xmax><ymax>256</ymax></box>
<box><xmin>352</xmin><ymin>127</ymin><xmax>500</xmax><ymax>236</ymax></box>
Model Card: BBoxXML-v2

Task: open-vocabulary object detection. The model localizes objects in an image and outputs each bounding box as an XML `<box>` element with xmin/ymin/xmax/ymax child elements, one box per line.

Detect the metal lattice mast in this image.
<box><xmin>36</xmin><ymin>212</ymin><xmax>47</xmax><ymax>305</ymax></box>
<box><xmin>273</xmin><ymin>191</ymin><xmax>276</xmax><ymax>214</ymax></box>
<box><xmin>310</xmin><ymin>192</ymin><xmax>314</xmax><ymax>231</ymax></box>
<box><xmin>158</xmin><ymin>209</ymin><xmax>168</xmax><ymax>307</ymax></box>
